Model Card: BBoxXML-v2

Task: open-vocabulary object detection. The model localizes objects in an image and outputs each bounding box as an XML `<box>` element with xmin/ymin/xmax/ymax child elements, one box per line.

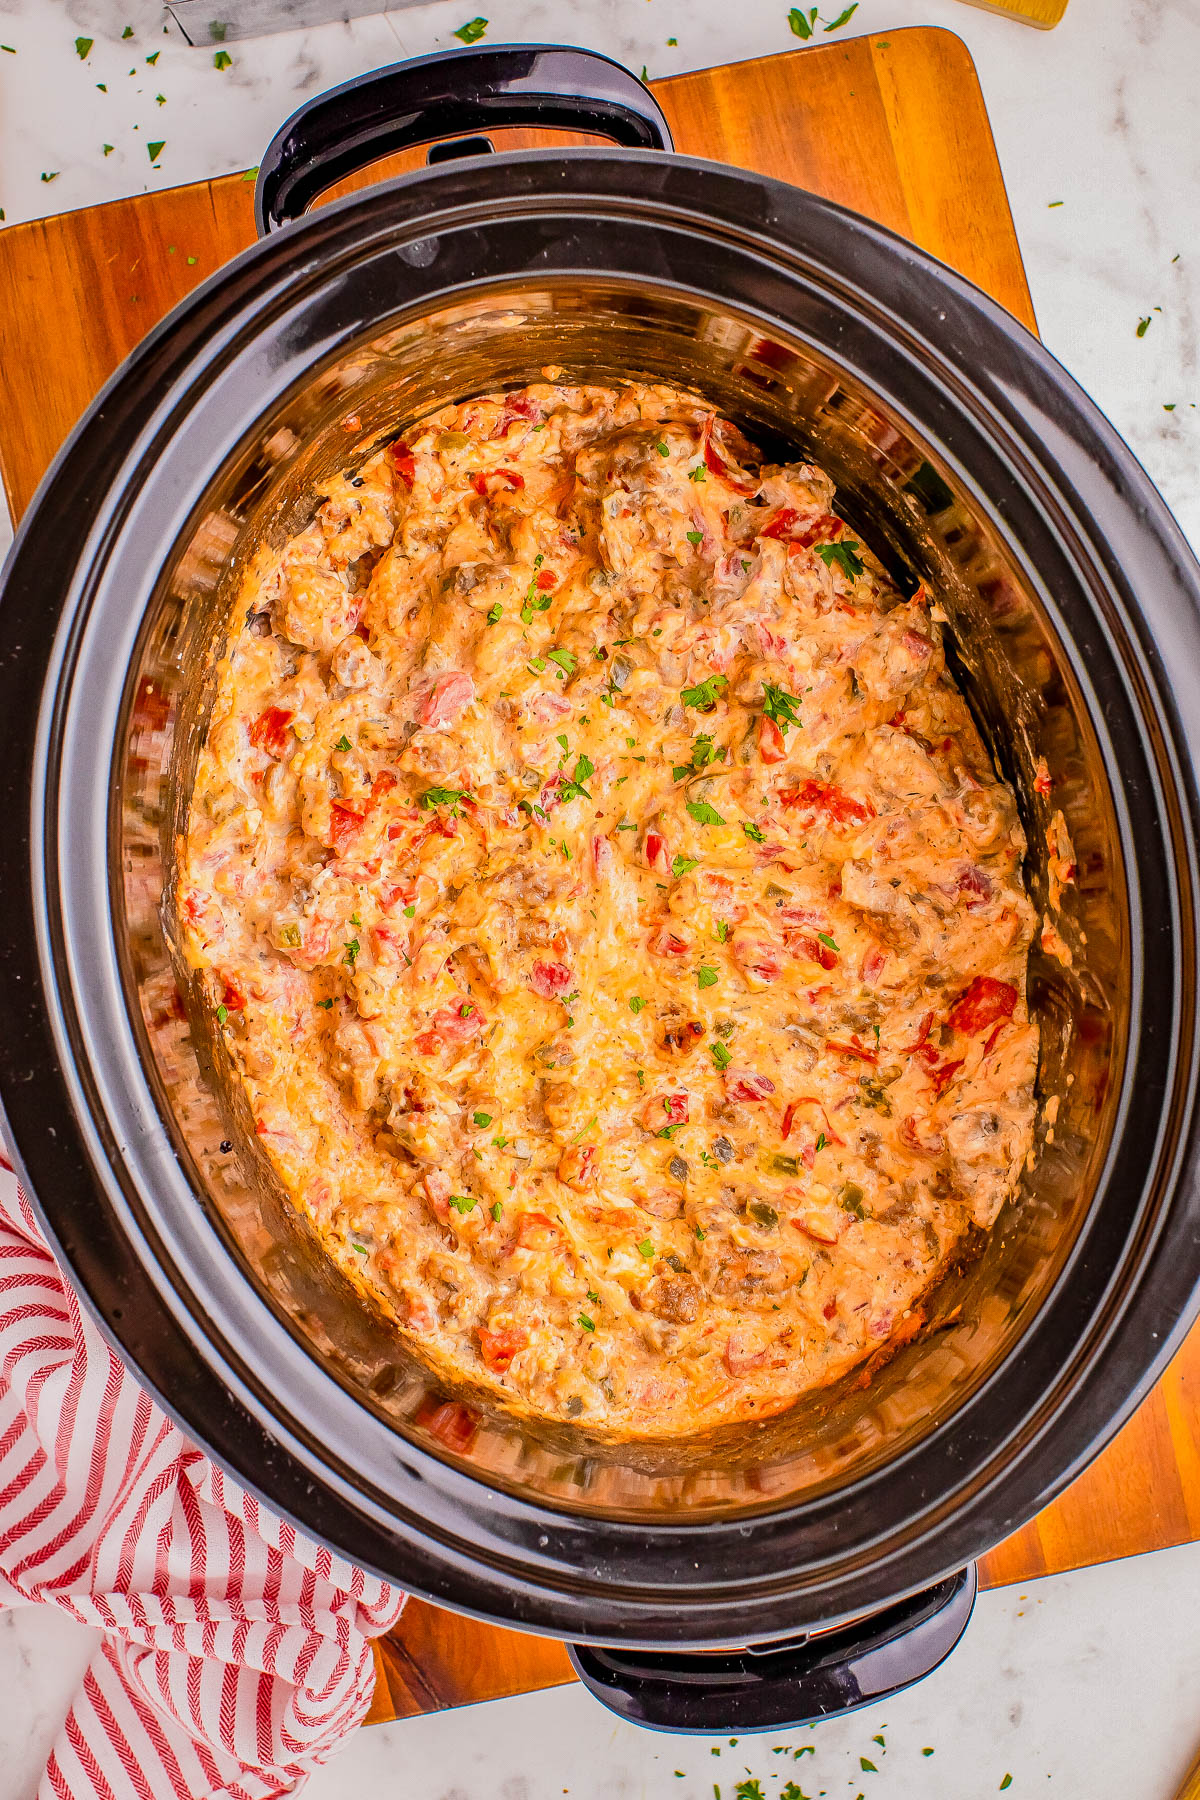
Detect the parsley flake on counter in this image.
<box><xmin>824</xmin><ymin>2</ymin><xmax>858</xmax><ymax>28</ymax></box>
<box><xmin>788</xmin><ymin>7</ymin><xmax>817</xmax><ymax>36</ymax></box>
<box><xmin>999</xmin><ymin>1780</ymin><xmax>1012</xmax><ymax>1792</ymax></box>
<box><xmin>734</xmin><ymin>1782</ymin><xmax>764</xmax><ymax>1800</ymax></box>
<box><xmin>779</xmin><ymin>1785</ymin><xmax>808</xmax><ymax>1800</ymax></box>
<box><xmin>696</xmin><ymin>964</ymin><xmax>718</xmax><ymax>989</ymax></box>
<box><xmin>687</xmin><ymin>798</ymin><xmax>725</xmax><ymax>827</ymax></box>
<box><xmin>1137</xmin><ymin>315</ymin><xmax>1152</xmax><ymax>337</ymax></box>
<box><xmin>814</xmin><ymin>539</ymin><xmax>865</xmax><ymax>580</ymax></box>
<box><xmin>214</xmin><ymin>49</ymin><xmax>233</xmax><ymax>69</ymax></box>
<box><xmin>146</xmin><ymin>50</ymin><xmax>160</xmax><ymax>64</ymax></box>
<box><xmin>453</xmin><ymin>17</ymin><xmax>488</xmax><ymax>42</ymax></box>
<box><xmin>682</xmin><ymin>673</ymin><xmax>728</xmax><ymax>711</ymax></box>
<box><xmin>448</xmin><ymin>1193</ymin><xmax>477</xmax><ymax>1214</ymax></box>
<box><xmin>40</xmin><ymin>172</ymin><xmax>59</xmax><ymax>183</ymax></box>
<box><xmin>75</xmin><ymin>37</ymin><xmax>93</xmax><ymax>58</ymax></box>
<box><xmin>147</xmin><ymin>140</ymin><xmax>165</xmax><ymax>163</ymax></box>
<box><xmin>121</xmin><ymin>25</ymin><xmax>134</xmax><ymax>37</ymax></box>
<box><xmin>860</xmin><ymin>1757</ymin><xmax>877</xmax><ymax>1772</ymax></box>
<box><xmin>102</xmin><ymin>143</ymin><xmax>113</xmax><ymax>155</ymax></box>
<box><xmin>710</xmin><ymin>1040</ymin><xmax>732</xmax><ymax>1071</ymax></box>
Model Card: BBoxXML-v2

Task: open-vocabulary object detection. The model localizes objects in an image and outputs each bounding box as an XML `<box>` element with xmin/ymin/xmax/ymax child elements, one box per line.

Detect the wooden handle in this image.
<box><xmin>1173</xmin><ymin>1745</ymin><xmax>1200</xmax><ymax>1800</ymax></box>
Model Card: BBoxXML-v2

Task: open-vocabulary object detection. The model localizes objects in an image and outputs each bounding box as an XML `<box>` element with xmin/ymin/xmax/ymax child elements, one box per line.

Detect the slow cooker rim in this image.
<box><xmin>2</xmin><ymin>150</ymin><xmax>1199</xmax><ymax>1642</ymax></box>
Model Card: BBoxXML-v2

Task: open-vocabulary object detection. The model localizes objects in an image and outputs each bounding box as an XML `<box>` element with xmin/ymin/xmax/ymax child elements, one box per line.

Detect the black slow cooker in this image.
<box><xmin>2</xmin><ymin>43</ymin><xmax>1199</xmax><ymax>1733</ymax></box>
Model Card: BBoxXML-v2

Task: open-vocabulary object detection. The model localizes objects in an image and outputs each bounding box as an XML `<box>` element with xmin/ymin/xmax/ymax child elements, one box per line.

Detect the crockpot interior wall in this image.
<box><xmin>123</xmin><ymin>279</ymin><xmax>1126</xmax><ymax>1514</ymax></box>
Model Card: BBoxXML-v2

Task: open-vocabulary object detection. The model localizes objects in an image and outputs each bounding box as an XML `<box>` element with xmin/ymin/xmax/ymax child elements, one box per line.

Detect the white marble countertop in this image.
<box><xmin>1</xmin><ymin>0</ymin><xmax>1199</xmax><ymax>1795</ymax></box>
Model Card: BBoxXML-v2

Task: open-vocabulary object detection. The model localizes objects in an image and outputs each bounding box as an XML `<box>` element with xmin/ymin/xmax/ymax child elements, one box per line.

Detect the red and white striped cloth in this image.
<box><xmin>0</xmin><ymin>1161</ymin><xmax>405</xmax><ymax>1799</ymax></box>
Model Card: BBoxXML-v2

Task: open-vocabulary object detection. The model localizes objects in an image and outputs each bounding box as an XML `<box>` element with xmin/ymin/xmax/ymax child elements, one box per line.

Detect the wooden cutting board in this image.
<box><xmin>0</xmin><ymin>26</ymin><xmax>1194</xmax><ymax>1726</ymax></box>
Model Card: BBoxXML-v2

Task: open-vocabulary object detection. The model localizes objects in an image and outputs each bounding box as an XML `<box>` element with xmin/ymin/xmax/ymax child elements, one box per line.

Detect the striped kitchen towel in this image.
<box><xmin>0</xmin><ymin>1161</ymin><xmax>405</xmax><ymax>1798</ymax></box>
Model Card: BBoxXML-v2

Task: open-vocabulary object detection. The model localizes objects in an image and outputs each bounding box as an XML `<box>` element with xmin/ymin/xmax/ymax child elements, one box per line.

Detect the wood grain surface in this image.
<box><xmin>0</xmin><ymin>25</ymin><xmax>1190</xmax><ymax>1724</ymax></box>
<box><xmin>958</xmin><ymin>0</ymin><xmax>1068</xmax><ymax>27</ymax></box>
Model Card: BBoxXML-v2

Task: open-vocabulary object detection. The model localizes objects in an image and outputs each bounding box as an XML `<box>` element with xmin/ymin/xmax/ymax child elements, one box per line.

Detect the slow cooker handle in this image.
<box><xmin>567</xmin><ymin>1565</ymin><xmax>976</xmax><ymax>1734</ymax></box>
<box><xmin>254</xmin><ymin>43</ymin><xmax>674</xmax><ymax>235</ymax></box>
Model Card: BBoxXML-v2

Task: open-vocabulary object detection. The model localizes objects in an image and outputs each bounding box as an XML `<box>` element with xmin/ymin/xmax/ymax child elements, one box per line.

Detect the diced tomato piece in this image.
<box><xmin>516</xmin><ymin>1211</ymin><xmax>562</xmax><ymax>1251</ymax></box>
<box><xmin>861</xmin><ymin>944</ymin><xmax>888</xmax><ymax>985</ymax></box>
<box><xmin>725</xmin><ymin>1070</ymin><xmax>775</xmax><ymax>1103</ymax></box>
<box><xmin>827</xmin><ymin>1035</ymin><xmax>877</xmax><ymax>1065</ymax></box>
<box><xmin>701</xmin><ymin>416</ymin><xmax>758</xmax><ymax>494</ymax></box>
<box><xmin>592</xmin><ymin>834</ymin><xmax>614</xmax><ymax>877</ymax></box>
<box><xmin>788</xmin><ymin>1200</ymin><xmax>846</xmax><ymax>1246</ymax></box>
<box><xmin>957</xmin><ymin>864</ymin><xmax>992</xmax><ymax>905</ymax></box>
<box><xmin>758</xmin><ymin>715</ymin><xmax>787</xmax><ymax>763</ymax></box>
<box><xmin>418</xmin><ymin>671</ymin><xmax>475</xmax><ymax>729</ymax></box>
<box><xmin>536</xmin><ymin>568</ymin><xmax>556</xmax><ymax>589</ymax></box>
<box><xmin>530</xmin><ymin>960</ymin><xmax>573</xmax><ymax>999</ymax></box>
<box><xmin>557</xmin><ymin>1145</ymin><xmax>597</xmax><ymax>1190</ymax></box>
<box><xmin>220</xmin><ymin>980</ymin><xmax>245</xmax><ymax>1012</ymax></box>
<box><xmin>478</xmin><ymin>1325</ymin><xmax>528</xmax><ymax>1373</ymax></box>
<box><xmin>641</xmin><ymin>1092</ymin><xmax>689</xmax><ymax>1132</ymax></box>
<box><xmin>412</xmin><ymin>1002</ymin><xmax>485</xmax><ymax>1055</ymax></box>
<box><xmin>416</xmin><ymin>1398</ymin><xmax>479</xmax><ymax>1453</ymax></box>
<box><xmin>947</xmin><ymin>975</ymin><xmax>1018</xmax><ymax>1035</ymax></box>
<box><xmin>900</xmin><ymin>1116</ymin><xmax>945</xmax><ymax>1158</ymax></box>
<box><xmin>724</xmin><ymin>1333</ymin><xmax>767</xmax><ymax>1376</ymax></box>
<box><xmin>390</xmin><ymin>441</ymin><xmax>416</xmax><ymax>485</ymax></box>
<box><xmin>822</xmin><ymin>1297</ymin><xmax>838</xmax><ymax>1321</ymax></box>
<box><xmin>644</xmin><ymin>829</ymin><xmax>667</xmax><ymax>870</ymax></box>
<box><xmin>1033</xmin><ymin>756</ymin><xmax>1053</xmax><ymax>795</ymax></box>
<box><xmin>795</xmin><ymin>933</ymin><xmax>838</xmax><ymax>971</ymax></box>
<box><xmin>901</xmin><ymin>628</ymin><xmax>932</xmax><ymax>661</ymax></box>
<box><xmin>492</xmin><ymin>394</ymin><xmax>541</xmax><ymax>436</ymax></box>
<box><xmin>761</xmin><ymin>508</ymin><xmax>841</xmax><ymax>546</ymax></box>
<box><xmin>472</xmin><ymin>468</ymin><xmax>525</xmax><ymax>494</ymax></box>
<box><xmin>329</xmin><ymin>801</ymin><xmax>366</xmax><ymax>850</ymax></box>
<box><xmin>648</xmin><ymin>929</ymin><xmax>690</xmax><ymax>957</ymax></box>
<box><xmin>248</xmin><ymin>706</ymin><xmax>294</xmax><ymax>758</ymax></box>
<box><xmin>780</xmin><ymin>779</ymin><xmax>874</xmax><ymax>826</ymax></box>
<box><xmin>421</xmin><ymin>1169</ymin><xmax>451</xmax><ymax>1220</ymax></box>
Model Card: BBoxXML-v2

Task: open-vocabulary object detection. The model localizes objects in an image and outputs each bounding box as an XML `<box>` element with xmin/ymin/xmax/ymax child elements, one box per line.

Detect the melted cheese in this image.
<box><xmin>178</xmin><ymin>381</ymin><xmax>1038</xmax><ymax>1437</ymax></box>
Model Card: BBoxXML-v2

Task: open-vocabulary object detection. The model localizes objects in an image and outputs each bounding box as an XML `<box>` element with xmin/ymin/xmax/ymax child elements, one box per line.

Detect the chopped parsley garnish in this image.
<box><xmin>448</xmin><ymin>1193</ymin><xmax>477</xmax><ymax>1214</ymax></box>
<box><xmin>453</xmin><ymin>16</ymin><xmax>488</xmax><ymax>42</ymax></box>
<box><xmin>317</xmin><ymin>998</ymin><xmax>334</xmax><ymax>1010</ymax></box>
<box><xmin>814</xmin><ymin>539</ymin><xmax>865</xmax><ymax>580</ymax></box>
<box><xmin>763</xmin><ymin>683</ymin><xmax>803</xmax><ymax>735</ymax></box>
<box><xmin>490</xmin><ymin>1201</ymin><xmax>503</xmax><ymax>1221</ymax></box>
<box><xmin>688</xmin><ymin>464</ymin><xmax>707</xmax><ymax>482</ymax></box>
<box><xmin>472</xmin><ymin>1111</ymin><xmax>493</xmax><ymax>1127</ymax></box>
<box><xmin>742</xmin><ymin>820</ymin><xmax>766</xmax><ymax>843</ymax></box>
<box><xmin>710</xmin><ymin>1040</ymin><xmax>732</xmax><ymax>1071</ymax></box>
<box><xmin>817</xmin><ymin>931</ymin><xmax>839</xmax><ymax>952</ymax></box>
<box><xmin>637</xmin><ymin>1237</ymin><xmax>655</xmax><ymax>1259</ymax></box>
<box><xmin>587</xmin><ymin>1290</ymin><xmax>600</xmax><ymax>1303</ymax></box>
<box><xmin>672</xmin><ymin>855</ymin><xmax>699</xmax><ymax>879</ymax></box>
<box><xmin>216</xmin><ymin>1004</ymin><xmax>228</xmax><ymax>1025</ymax></box>
<box><xmin>343</xmin><ymin>938</ymin><xmax>360</xmax><ymax>966</ymax></box>
<box><xmin>696</xmin><ymin>964</ymin><xmax>718</xmax><ymax>989</ymax></box>
<box><xmin>334</xmin><ymin>734</ymin><xmax>352</xmax><ymax>752</ymax></box>
<box><xmin>681</xmin><ymin>673</ymin><xmax>729</xmax><ymax>711</ymax></box>
<box><xmin>486</xmin><ymin>602</ymin><xmax>503</xmax><ymax>623</ymax></box>
<box><xmin>629</xmin><ymin>996</ymin><xmax>648</xmax><ymax>1014</ymax></box>
<box><xmin>656</xmin><ymin>440</ymin><xmax>670</xmax><ymax>456</ymax></box>
<box><xmin>519</xmin><ymin>554</ymin><xmax>550</xmax><ymax>624</ymax></box>
<box><xmin>578</xmin><ymin>1314</ymin><xmax>596</xmax><ymax>1331</ymax></box>
<box><xmin>418</xmin><ymin>785</ymin><xmax>470</xmax><ymax>811</ymax></box>
<box><xmin>556</xmin><ymin>755</ymin><xmax>593</xmax><ymax>803</ymax></box>
<box><xmin>686</xmin><ymin>530</ymin><xmax>704</xmax><ymax>545</ymax></box>
<box><xmin>714</xmin><ymin>919</ymin><xmax>730</xmax><ymax>943</ymax></box>
<box><xmin>402</xmin><ymin>903</ymin><xmax>416</xmax><ymax>917</ymax></box>
<box><xmin>815</xmin><ymin>1131</ymin><xmax>826</xmax><ymax>1152</ymax></box>
<box><xmin>351</xmin><ymin>1239</ymin><xmax>369</xmax><ymax>1255</ymax></box>
<box><xmin>686</xmin><ymin>798</ymin><xmax>725</xmax><ymax>827</ymax></box>
<box><xmin>547</xmin><ymin>647</ymin><xmax>577</xmax><ymax>677</ymax></box>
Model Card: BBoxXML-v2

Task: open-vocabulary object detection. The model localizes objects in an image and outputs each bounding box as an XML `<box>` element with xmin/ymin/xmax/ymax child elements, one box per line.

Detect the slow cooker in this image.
<box><xmin>2</xmin><ymin>43</ymin><xmax>1199</xmax><ymax>1732</ymax></box>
